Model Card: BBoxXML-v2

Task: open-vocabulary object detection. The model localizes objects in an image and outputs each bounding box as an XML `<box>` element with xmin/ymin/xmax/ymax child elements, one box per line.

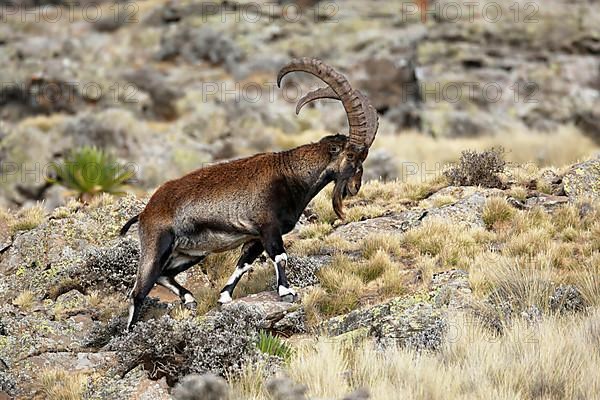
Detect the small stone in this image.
<box><xmin>172</xmin><ymin>374</ymin><xmax>228</xmax><ymax>400</ymax></box>
<box><xmin>266</xmin><ymin>377</ymin><xmax>308</xmax><ymax>400</ymax></box>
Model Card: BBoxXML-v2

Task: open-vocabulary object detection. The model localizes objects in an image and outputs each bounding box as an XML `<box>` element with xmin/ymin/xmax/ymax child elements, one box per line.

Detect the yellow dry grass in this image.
<box><xmin>233</xmin><ymin>311</ymin><xmax>600</xmax><ymax>400</ymax></box>
<box><xmin>37</xmin><ymin>369</ymin><xmax>87</xmax><ymax>400</ymax></box>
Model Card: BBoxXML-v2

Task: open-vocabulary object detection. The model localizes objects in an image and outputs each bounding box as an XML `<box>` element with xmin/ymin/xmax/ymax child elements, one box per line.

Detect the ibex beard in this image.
<box><xmin>120</xmin><ymin>58</ymin><xmax>379</xmax><ymax>331</ymax></box>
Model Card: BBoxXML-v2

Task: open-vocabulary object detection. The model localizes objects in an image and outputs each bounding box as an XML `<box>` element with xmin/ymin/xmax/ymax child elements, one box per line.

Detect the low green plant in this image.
<box><xmin>48</xmin><ymin>146</ymin><xmax>134</xmax><ymax>201</ymax></box>
<box><xmin>257</xmin><ymin>331</ymin><xmax>293</xmax><ymax>361</ymax></box>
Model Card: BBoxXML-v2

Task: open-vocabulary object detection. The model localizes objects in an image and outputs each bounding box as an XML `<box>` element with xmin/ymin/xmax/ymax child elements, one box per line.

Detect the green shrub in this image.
<box><xmin>48</xmin><ymin>146</ymin><xmax>134</xmax><ymax>201</ymax></box>
<box><xmin>257</xmin><ymin>331</ymin><xmax>293</xmax><ymax>361</ymax></box>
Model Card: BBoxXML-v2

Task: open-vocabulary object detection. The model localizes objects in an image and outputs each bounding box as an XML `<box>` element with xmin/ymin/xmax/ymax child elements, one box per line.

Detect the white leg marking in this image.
<box><xmin>225</xmin><ymin>263</ymin><xmax>254</xmax><ymax>285</ymax></box>
<box><xmin>184</xmin><ymin>293</ymin><xmax>196</xmax><ymax>304</ymax></box>
<box><xmin>278</xmin><ymin>285</ymin><xmax>296</xmax><ymax>297</ymax></box>
<box><xmin>273</xmin><ymin>253</ymin><xmax>287</xmax><ymax>283</ymax></box>
<box><xmin>127</xmin><ymin>281</ymin><xmax>138</xmax><ymax>299</ymax></box>
<box><xmin>274</xmin><ymin>253</ymin><xmax>288</xmax><ymax>264</ymax></box>
<box><xmin>218</xmin><ymin>291</ymin><xmax>233</xmax><ymax>304</ymax></box>
<box><xmin>126</xmin><ymin>304</ymin><xmax>135</xmax><ymax>330</ymax></box>
<box><xmin>157</xmin><ymin>276</ymin><xmax>181</xmax><ymax>296</ymax></box>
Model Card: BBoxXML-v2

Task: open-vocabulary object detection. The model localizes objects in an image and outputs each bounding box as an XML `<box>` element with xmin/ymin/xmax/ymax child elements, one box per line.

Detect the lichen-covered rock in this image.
<box><xmin>272</xmin><ymin>309</ymin><xmax>307</xmax><ymax>335</ymax></box>
<box><xmin>156</xmin><ymin>26</ymin><xmax>244</xmax><ymax>73</ymax></box>
<box><xmin>28</xmin><ymin>351</ymin><xmax>116</xmax><ymax>373</ymax></box>
<box><xmin>266</xmin><ymin>377</ymin><xmax>308</xmax><ymax>400</ymax></box>
<box><xmin>0</xmin><ymin>195</ymin><xmax>144</xmax><ymax>301</ymax></box>
<box><xmin>0</xmin><ymin>371</ymin><xmax>15</xmax><ymax>398</ymax></box>
<box><xmin>523</xmin><ymin>194</ymin><xmax>569</xmax><ymax>212</ymax></box>
<box><xmin>371</xmin><ymin>302</ymin><xmax>447</xmax><ymax>351</ymax></box>
<box><xmin>286</xmin><ymin>255</ymin><xmax>329</xmax><ymax>288</ymax></box>
<box><xmin>131</xmin><ymin>375</ymin><xmax>171</xmax><ymax>400</ymax></box>
<box><xmin>563</xmin><ymin>158</ymin><xmax>600</xmax><ymax>200</ymax></box>
<box><xmin>423</xmin><ymin>191</ymin><xmax>500</xmax><ymax>228</ymax></box>
<box><xmin>225</xmin><ymin>291</ymin><xmax>297</xmax><ymax>330</ymax></box>
<box><xmin>76</xmin><ymin>238</ymin><xmax>140</xmax><ymax>293</ymax></box>
<box><xmin>332</xmin><ymin>209</ymin><xmax>426</xmax><ymax>242</ymax></box>
<box><xmin>108</xmin><ymin>303</ymin><xmax>265</xmax><ymax>382</ymax></box>
<box><xmin>86</xmin><ymin>366</ymin><xmax>150</xmax><ymax>400</ymax></box>
<box><xmin>53</xmin><ymin>289</ymin><xmax>88</xmax><ymax>316</ymax></box>
<box><xmin>321</xmin><ymin>291</ymin><xmax>448</xmax><ymax>351</ymax></box>
<box><xmin>550</xmin><ymin>285</ymin><xmax>586</xmax><ymax>313</ymax></box>
<box><xmin>172</xmin><ymin>374</ymin><xmax>229</xmax><ymax>400</ymax></box>
<box><xmin>323</xmin><ymin>293</ymin><xmax>429</xmax><ymax>334</ymax></box>
<box><xmin>430</xmin><ymin>269</ymin><xmax>473</xmax><ymax>309</ymax></box>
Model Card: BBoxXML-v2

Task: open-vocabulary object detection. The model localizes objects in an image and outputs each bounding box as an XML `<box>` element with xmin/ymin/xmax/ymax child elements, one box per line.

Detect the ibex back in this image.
<box><xmin>121</xmin><ymin>58</ymin><xmax>379</xmax><ymax>331</ymax></box>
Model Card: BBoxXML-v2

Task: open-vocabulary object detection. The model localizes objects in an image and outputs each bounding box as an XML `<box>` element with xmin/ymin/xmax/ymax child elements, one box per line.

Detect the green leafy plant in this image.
<box><xmin>257</xmin><ymin>331</ymin><xmax>292</xmax><ymax>361</ymax></box>
<box><xmin>48</xmin><ymin>146</ymin><xmax>134</xmax><ymax>201</ymax></box>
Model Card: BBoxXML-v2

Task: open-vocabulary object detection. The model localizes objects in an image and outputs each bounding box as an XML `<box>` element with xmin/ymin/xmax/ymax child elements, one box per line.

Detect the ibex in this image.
<box><xmin>120</xmin><ymin>58</ymin><xmax>379</xmax><ymax>330</ymax></box>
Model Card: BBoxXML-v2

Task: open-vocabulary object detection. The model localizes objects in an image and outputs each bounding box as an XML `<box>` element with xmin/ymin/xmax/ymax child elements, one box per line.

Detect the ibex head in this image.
<box><xmin>277</xmin><ymin>58</ymin><xmax>379</xmax><ymax>219</ymax></box>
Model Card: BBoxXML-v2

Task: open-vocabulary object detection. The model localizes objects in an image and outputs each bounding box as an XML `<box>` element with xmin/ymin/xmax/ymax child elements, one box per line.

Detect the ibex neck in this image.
<box><xmin>280</xmin><ymin>144</ymin><xmax>334</xmax><ymax>208</ymax></box>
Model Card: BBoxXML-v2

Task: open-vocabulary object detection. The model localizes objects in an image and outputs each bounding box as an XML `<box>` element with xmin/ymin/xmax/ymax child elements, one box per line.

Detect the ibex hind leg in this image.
<box><xmin>157</xmin><ymin>254</ymin><xmax>205</xmax><ymax>309</ymax></box>
<box><xmin>126</xmin><ymin>230</ymin><xmax>174</xmax><ymax>331</ymax></box>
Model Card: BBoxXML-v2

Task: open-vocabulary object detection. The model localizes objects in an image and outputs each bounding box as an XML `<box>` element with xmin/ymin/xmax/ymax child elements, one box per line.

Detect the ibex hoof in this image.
<box><xmin>280</xmin><ymin>293</ymin><xmax>297</xmax><ymax>303</ymax></box>
<box><xmin>184</xmin><ymin>301</ymin><xmax>197</xmax><ymax>310</ymax></box>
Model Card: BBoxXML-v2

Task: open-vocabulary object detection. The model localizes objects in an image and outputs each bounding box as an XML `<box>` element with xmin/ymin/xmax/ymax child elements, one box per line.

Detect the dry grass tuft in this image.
<box><xmin>574</xmin><ymin>254</ymin><xmax>600</xmax><ymax>307</ymax></box>
<box><xmin>298</xmin><ymin>222</ymin><xmax>333</xmax><ymax>239</ymax></box>
<box><xmin>507</xmin><ymin>185</ymin><xmax>528</xmax><ymax>201</ymax></box>
<box><xmin>352</xmin><ymin>250</ymin><xmax>392</xmax><ymax>283</ymax></box>
<box><xmin>12</xmin><ymin>290</ymin><xmax>35</xmax><ymax>310</ymax></box>
<box><xmin>172</xmin><ymin>305</ymin><xmax>194</xmax><ymax>321</ymax></box>
<box><xmin>316</xmin><ymin>266</ymin><xmax>363</xmax><ymax>316</ymax></box>
<box><xmin>0</xmin><ymin>208</ymin><xmax>16</xmax><ymax>232</ymax></box>
<box><xmin>482</xmin><ymin>258</ymin><xmax>555</xmax><ymax>314</ymax></box>
<box><xmin>10</xmin><ymin>203</ymin><xmax>45</xmax><ymax>232</ymax></box>
<box><xmin>290</xmin><ymin>235</ymin><xmax>355</xmax><ymax>257</ymax></box>
<box><xmin>194</xmin><ymin>285</ymin><xmax>220</xmax><ymax>316</ymax></box>
<box><xmin>37</xmin><ymin>369</ymin><xmax>87</xmax><ymax>400</ymax></box>
<box><xmin>88</xmin><ymin>192</ymin><xmax>115</xmax><ymax>208</ymax></box>
<box><xmin>86</xmin><ymin>291</ymin><xmax>101</xmax><ymax>308</ymax></box>
<box><xmin>482</xmin><ymin>197</ymin><xmax>515</xmax><ymax>229</ymax></box>
<box><xmin>504</xmin><ymin>227</ymin><xmax>552</xmax><ymax>258</ymax></box>
<box><xmin>402</xmin><ymin>219</ymin><xmax>481</xmax><ymax>269</ymax></box>
<box><xmin>229</xmin><ymin>362</ymin><xmax>268</xmax><ymax>400</ymax></box>
<box><xmin>376</xmin><ymin>265</ymin><xmax>408</xmax><ymax>298</ymax></box>
<box><xmin>361</xmin><ymin>233</ymin><xmax>404</xmax><ymax>259</ymax></box>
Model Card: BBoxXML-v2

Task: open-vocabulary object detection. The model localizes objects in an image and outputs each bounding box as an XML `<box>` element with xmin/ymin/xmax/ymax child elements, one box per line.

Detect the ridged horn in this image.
<box><xmin>355</xmin><ymin>90</ymin><xmax>379</xmax><ymax>150</ymax></box>
<box><xmin>295</xmin><ymin>86</ymin><xmax>339</xmax><ymax>115</ymax></box>
<box><xmin>278</xmin><ymin>58</ymin><xmax>370</xmax><ymax>150</ymax></box>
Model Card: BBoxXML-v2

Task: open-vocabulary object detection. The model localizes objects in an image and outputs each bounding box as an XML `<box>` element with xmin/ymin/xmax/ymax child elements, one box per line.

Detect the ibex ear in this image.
<box><xmin>328</xmin><ymin>144</ymin><xmax>342</xmax><ymax>155</ymax></box>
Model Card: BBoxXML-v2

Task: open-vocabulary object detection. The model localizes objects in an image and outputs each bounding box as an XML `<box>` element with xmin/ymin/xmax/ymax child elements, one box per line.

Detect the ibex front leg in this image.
<box><xmin>260</xmin><ymin>225</ymin><xmax>297</xmax><ymax>302</ymax></box>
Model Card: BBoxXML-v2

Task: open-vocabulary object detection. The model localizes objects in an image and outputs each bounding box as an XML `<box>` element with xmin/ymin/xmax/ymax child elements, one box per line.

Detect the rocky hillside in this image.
<box><xmin>1</xmin><ymin>0</ymin><xmax>600</xmax><ymax>209</ymax></box>
<box><xmin>0</xmin><ymin>155</ymin><xmax>598</xmax><ymax>399</ymax></box>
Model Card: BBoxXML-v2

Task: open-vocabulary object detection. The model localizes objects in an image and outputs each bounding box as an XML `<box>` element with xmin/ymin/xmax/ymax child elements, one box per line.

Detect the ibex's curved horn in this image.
<box><xmin>295</xmin><ymin>86</ymin><xmax>339</xmax><ymax>115</ymax></box>
<box><xmin>355</xmin><ymin>90</ymin><xmax>379</xmax><ymax>150</ymax></box>
<box><xmin>278</xmin><ymin>58</ymin><xmax>375</xmax><ymax>151</ymax></box>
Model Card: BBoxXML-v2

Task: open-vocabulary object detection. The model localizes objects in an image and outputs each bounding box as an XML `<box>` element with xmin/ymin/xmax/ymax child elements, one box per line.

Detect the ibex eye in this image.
<box><xmin>347</xmin><ymin>153</ymin><xmax>355</xmax><ymax>161</ymax></box>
